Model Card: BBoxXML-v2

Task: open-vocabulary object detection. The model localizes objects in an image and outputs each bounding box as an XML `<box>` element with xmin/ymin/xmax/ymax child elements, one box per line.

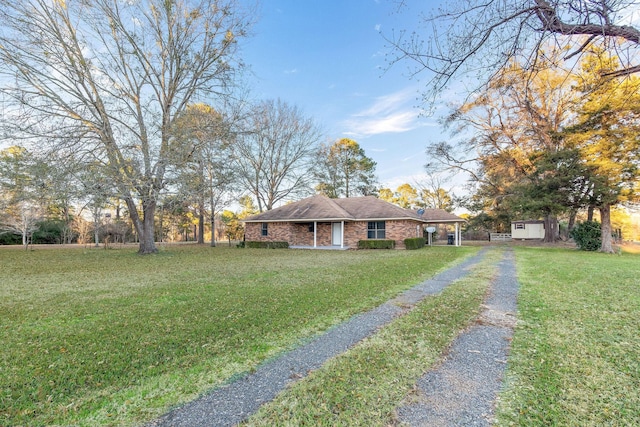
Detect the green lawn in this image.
<box><xmin>0</xmin><ymin>244</ymin><xmax>476</xmax><ymax>427</ymax></box>
<box><xmin>241</xmin><ymin>246</ymin><xmax>640</xmax><ymax>426</ymax></box>
<box><xmin>495</xmin><ymin>247</ymin><xmax>640</xmax><ymax>426</ymax></box>
<box><xmin>4</xmin><ymin>244</ymin><xmax>638</xmax><ymax>426</ymax></box>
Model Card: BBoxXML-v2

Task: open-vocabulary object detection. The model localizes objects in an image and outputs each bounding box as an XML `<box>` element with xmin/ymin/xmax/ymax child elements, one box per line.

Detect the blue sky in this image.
<box><xmin>240</xmin><ymin>0</ymin><xmax>453</xmax><ymax>191</ymax></box>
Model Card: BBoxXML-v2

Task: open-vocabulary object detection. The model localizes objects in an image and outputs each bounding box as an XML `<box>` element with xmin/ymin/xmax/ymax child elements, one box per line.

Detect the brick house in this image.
<box><xmin>242</xmin><ymin>195</ymin><xmax>465</xmax><ymax>249</ymax></box>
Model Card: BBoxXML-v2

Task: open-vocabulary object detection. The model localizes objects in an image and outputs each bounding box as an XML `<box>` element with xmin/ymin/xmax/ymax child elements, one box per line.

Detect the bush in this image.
<box><xmin>404</xmin><ymin>237</ymin><xmax>426</xmax><ymax>250</ymax></box>
<box><xmin>357</xmin><ymin>239</ymin><xmax>395</xmax><ymax>249</ymax></box>
<box><xmin>245</xmin><ymin>241</ymin><xmax>289</xmax><ymax>249</ymax></box>
<box><xmin>32</xmin><ymin>220</ymin><xmax>66</xmax><ymax>244</ymax></box>
<box><xmin>570</xmin><ymin>221</ymin><xmax>601</xmax><ymax>251</ymax></box>
<box><xmin>0</xmin><ymin>231</ymin><xmax>21</xmax><ymax>245</ymax></box>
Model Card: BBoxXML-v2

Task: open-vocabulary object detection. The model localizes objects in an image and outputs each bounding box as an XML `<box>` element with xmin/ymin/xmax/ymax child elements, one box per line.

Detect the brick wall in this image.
<box><xmin>385</xmin><ymin>220</ymin><xmax>424</xmax><ymax>249</ymax></box>
<box><xmin>245</xmin><ymin>222</ymin><xmax>293</xmax><ymax>243</ymax></box>
<box><xmin>246</xmin><ymin>220</ymin><xmax>424</xmax><ymax>249</ymax></box>
<box><xmin>344</xmin><ymin>220</ymin><xmax>422</xmax><ymax>249</ymax></box>
<box><xmin>344</xmin><ymin>222</ymin><xmax>365</xmax><ymax>247</ymax></box>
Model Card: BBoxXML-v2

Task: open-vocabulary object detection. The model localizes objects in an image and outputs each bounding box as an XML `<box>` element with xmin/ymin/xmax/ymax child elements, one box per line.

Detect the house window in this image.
<box><xmin>261</xmin><ymin>223</ymin><xmax>268</xmax><ymax>236</ymax></box>
<box><xmin>367</xmin><ymin>221</ymin><xmax>386</xmax><ymax>239</ymax></box>
<box><xmin>515</xmin><ymin>223</ymin><xmax>525</xmax><ymax>230</ymax></box>
<box><xmin>308</xmin><ymin>223</ymin><xmax>315</xmax><ymax>232</ymax></box>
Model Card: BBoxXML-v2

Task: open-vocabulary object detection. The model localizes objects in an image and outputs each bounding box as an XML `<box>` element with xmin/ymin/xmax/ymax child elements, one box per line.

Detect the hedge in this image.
<box><xmin>357</xmin><ymin>239</ymin><xmax>395</xmax><ymax>249</ymax></box>
<box><xmin>404</xmin><ymin>237</ymin><xmax>426</xmax><ymax>250</ymax></box>
<box><xmin>245</xmin><ymin>241</ymin><xmax>289</xmax><ymax>249</ymax></box>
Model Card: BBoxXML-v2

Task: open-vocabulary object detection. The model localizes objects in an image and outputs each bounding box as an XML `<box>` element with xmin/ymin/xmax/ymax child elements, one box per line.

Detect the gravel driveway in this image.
<box><xmin>147</xmin><ymin>247</ymin><xmax>518</xmax><ymax>427</ymax></box>
<box><xmin>395</xmin><ymin>248</ymin><xmax>519</xmax><ymax>426</ymax></box>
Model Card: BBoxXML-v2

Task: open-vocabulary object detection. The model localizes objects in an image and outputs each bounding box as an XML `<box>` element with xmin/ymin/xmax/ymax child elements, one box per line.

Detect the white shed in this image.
<box><xmin>511</xmin><ymin>220</ymin><xmax>546</xmax><ymax>240</ymax></box>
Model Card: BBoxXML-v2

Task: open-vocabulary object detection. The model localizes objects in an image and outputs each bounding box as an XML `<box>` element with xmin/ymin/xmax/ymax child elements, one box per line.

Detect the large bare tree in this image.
<box><xmin>232</xmin><ymin>99</ymin><xmax>323</xmax><ymax>212</ymax></box>
<box><xmin>389</xmin><ymin>0</ymin><xmax>640</xmax><ymax>106</ymax></box>
<box><xmin>0</xmin><ymin>0</ymin><xmax>252</xmax><ymax>253</ymax></box>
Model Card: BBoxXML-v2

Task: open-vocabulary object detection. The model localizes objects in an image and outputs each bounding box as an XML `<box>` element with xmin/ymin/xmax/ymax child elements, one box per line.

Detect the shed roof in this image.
<box><xmin>242</xmin><ymin>195</ymin><xmax>464</xmax><ymax>223</ymax></box>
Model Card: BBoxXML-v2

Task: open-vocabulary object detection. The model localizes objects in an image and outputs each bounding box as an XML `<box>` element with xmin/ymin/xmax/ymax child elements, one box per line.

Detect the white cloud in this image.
<box><xmin>345</xmin><ymin>110</ymin><xmax>417</xmax><ymax>136</ymax></box>
<box><xmin>284</xmin><ymin>68</ymin><xmax>298</xmax><ymax>74</ymax></box>
<box><xmin>342</xmin><ymin>131</ymin><xmax>360</xmax><ymax>137</ymax></box>
<box><xmin>402</xmin><ymin>153</ymin><xmax>421</xmax><ymax>162</ymax></box>
<box><xmin>354</xmin><ymin>87</ymin><xmax>416</xmax><ymax>117</ymax></box>
<box><xmin>340</xmin><ymin>87</ymin><xmax>434</xmax><ymax>137</ymax></box>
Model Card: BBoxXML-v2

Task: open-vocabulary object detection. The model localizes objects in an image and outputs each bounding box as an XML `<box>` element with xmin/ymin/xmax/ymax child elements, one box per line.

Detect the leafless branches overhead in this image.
<box><xmin>387</xmin><ymin>0</ymin><xmax>640</xmax><ymax>108</ymax></box>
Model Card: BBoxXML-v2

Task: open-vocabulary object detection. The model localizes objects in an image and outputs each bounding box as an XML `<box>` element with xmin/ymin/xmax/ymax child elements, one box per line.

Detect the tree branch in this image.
<box><xmin>535</xmin><ymin>0</ymin><xmax>640</xmax><ymax>43</ymax></box>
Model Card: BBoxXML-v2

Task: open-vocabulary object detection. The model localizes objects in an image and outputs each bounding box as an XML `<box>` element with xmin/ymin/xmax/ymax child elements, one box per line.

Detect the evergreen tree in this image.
<box><xmin>315</xmin><ymin>138</ymin><xmax>377</xmax><ymax>198</ymax></box>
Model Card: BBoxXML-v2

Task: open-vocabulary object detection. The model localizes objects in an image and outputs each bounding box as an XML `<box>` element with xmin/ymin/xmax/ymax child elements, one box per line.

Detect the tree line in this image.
<box><xmin>0</xmin><ymin>0</ymin><xmax>382</xmax><ymax>252</ymax></box>
<box><xmin>2</xmin><ymin>0</ymin><xmax>639</xmax><ymax>253</ymax></box>
<box><xmin>0</xmin><ymin>121</ymin><xmax>381</xmax><ymax>249</ymax></box>
<box><xmin>388</xmin><ymin>0</ymin><xmax>640</xmax><ymax>252</ymax></box>
<box><xmin>425</xmin><ymin>46</ymin><xmax>640</xmax><ymax>251</ymax></box>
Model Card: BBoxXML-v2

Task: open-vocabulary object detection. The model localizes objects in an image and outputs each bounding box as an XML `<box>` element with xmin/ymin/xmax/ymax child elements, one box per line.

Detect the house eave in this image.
<box><xmin>241</xmin><ymin>217</ymin><xmax>353</xmax><ymax>223</ymax></box>
<box><xmin>352</xmin><ymin>216</ymin><xmax>427</xmax><ymax>222</ymax></box>
<box><xmin>422</xmin><ymin>219</ymin><xmax>467</xmax><ymax>223</ymax></box>
<box><xmin>242</xmin><ymin>216</ymin><xmax>465</xmax><ymax>224</ymax></box>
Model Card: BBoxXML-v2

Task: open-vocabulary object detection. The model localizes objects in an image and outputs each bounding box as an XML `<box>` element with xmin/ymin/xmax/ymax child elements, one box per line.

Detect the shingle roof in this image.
<box><xmin>243</xmin><ymin>195</ymin><xmax>352</xmax><ymax>222</ymax></box>
<box><xmin>242</xmin><ymin>195</ymin><xmax>464</xmax><ymax>223</ymax></box>
<box><xmin>418</xmin><ymin>208</ymin><xmax>467</xmax><ymax>222</ymax></box>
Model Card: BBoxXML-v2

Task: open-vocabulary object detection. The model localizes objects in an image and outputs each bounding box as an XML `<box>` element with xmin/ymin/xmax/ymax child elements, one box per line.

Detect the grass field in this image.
<box><xmin>0</xmin><ymin>244</ymin><xmax>476</xmax><ymax>426</ymax></box>
<box><xmin>241</xmin><ymin>246</ymin><xmax>640</xmax><ymax>426</ymax></box>
<box><xmin>495</xmin><ymin>247</ymin><xmax>640</xmax><ymax>426</ymax></box>
<box><xmin>3</xmin><ymin>244</ymin><xmax>639</xmax><ymax>426</ymax></box>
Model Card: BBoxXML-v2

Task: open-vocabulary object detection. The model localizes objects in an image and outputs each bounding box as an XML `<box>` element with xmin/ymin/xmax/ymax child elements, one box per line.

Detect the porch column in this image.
<box><xmin>341</xmin><ymin>221</ymin><xmax>344</xmax><ymax>248</ymax></box>
<box><xmin>455</xmin><ymin>222</ymin><xmax>461</xmax><ymax>246</ymax></box>
<box><xmin>313</xmin><ymin>221</ymin><xmax>317</xmax><ymax>248</ymax></box>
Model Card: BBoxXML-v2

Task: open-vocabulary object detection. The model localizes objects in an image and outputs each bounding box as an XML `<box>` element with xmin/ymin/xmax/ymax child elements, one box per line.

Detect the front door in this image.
<box><xmin>331</xmin><ymin>222</ymin><xmax>342</xmax><ymax>246</ymax></box>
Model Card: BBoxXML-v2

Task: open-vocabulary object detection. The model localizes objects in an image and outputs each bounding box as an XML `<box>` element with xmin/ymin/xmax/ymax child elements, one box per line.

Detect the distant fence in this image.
<box><xmin>490</xmin><ymin>233</ymin><xmax>512</xmax><ymax>241</ymax></box>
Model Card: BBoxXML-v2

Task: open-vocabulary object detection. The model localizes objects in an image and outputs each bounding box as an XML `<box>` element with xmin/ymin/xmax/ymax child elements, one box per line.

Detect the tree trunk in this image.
<box><xmin>197</xmin><ymin>208</ymin><xmax>205</xmax><ymax>244</ymax></box>
<box><xmin>138</xmin><ymin>199</ymin><xmax>158</xmax><ymax>254</ymax></box>
<box><xmin>599</xmin><ymin>204</ymin><xmax>615</xmax><ymax>253</ymax></box>
<box><xmin>587</xmin><ymin>205</ymin><xmax>595</xmax><ymax>222</ymax></box>
<box><xmin>158</xmin><ymin>207</ymin><xmax>164</xmax><ymax>243</ymax></box>
<box><xmin>94</xmin><ymin>219</ymin><xmax>100</xmax><ymax>247</ymax></box>
<box><xmin>345</xmin><ymin>175</ymin><xmax>350</xmax><ymax>198</ymax></box>
<box><xmin>210</xmin><ymin>196</ymin><xmax>216</xmax><ymax>247</ymax></box>
<box><xmin>542</xmin><ymin>214</ymin><xmax>558</xmax><ymax>243</ymax></box>
<box><xmin>567</xmin><ymin>210</ymin><xmax>577</xmax><ymax>236</ymax></box>
<box><xmin>22</xmin><ymin>222</ymin><xmax>27</xmax><ymax>249</ymax></box>
<box><xmin>210</xmin><ymin>217</ymin><xmax>216</xmax><ymax>247</ymax></box>
<box><xmin>125</xmin><ymin>196</ymin><xmax>158</xmax><ymax>254</ymax></box>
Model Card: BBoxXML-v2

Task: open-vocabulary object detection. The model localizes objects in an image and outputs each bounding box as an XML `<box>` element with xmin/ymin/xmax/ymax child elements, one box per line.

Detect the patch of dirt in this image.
<box><xmin>476</xmin><ymin>307</ymin><xmax>518</xmax><ymax>328</ymax></box>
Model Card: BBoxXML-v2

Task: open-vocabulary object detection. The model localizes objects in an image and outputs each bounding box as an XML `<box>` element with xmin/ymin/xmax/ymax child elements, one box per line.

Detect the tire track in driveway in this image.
<box><xmin>394</xmin><ymin>248</ymin><xmax>519</xmax><ymax>427</ymax></box>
